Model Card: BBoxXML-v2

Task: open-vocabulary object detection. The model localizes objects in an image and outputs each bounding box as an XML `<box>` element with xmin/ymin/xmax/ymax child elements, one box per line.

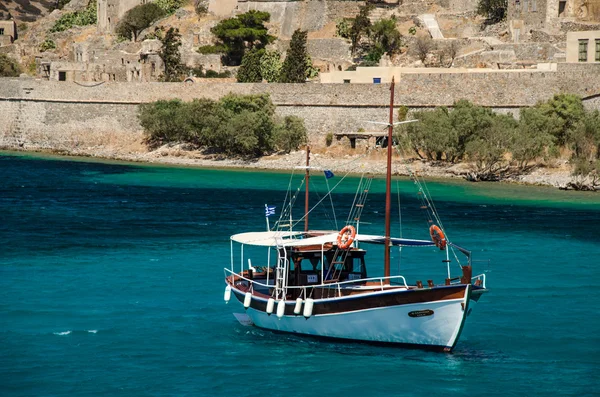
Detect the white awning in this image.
<box><xmin>231</xmin><ymin>231</ymin><xmax>435</xmax><ymax>248</ymax></box>
<box><xmin>230</xmin><ymin>231</ymin><xmax>303</xmax><ymax>246</ymax></box>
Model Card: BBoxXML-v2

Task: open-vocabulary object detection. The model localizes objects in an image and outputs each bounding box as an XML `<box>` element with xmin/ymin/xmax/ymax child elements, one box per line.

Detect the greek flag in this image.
<box><xmin>265</xmin><ymin>205</ymin><xmax>276</xmax><ymax>217</ymax></box>
<box><xmin>324</xmin><ymin>170</ymin><xmax>335</xmax><ymax>179</ymax></box>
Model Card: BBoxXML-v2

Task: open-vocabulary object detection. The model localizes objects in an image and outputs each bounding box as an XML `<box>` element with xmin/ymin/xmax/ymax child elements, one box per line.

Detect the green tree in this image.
<box><xmin>0</xmin><ymin>54</ymin><xmax>21</xmax><ymax>77</ymax></box>
<box><xmin>139</xmin><ymin>99</ymin><xmax>188</xmax><ymax>146</ymax></box>
<box><xmin>116</xmin><ymin>3</ymin><xmax>165</xmax><ymax>41</ymax></box>
<box><xmin>139</xmin><ymin>93</ymin><xmax>307</xmax><ymax>157</ymax></box>
<box><xmin>513</xmin><ymin>107</ymin><xmax>556</xmax><ymax>168</ymax></box>
<box><xmin>536</xmin><ymin>93</ymin><xmax>586</xmax><ymax>146</ymax></box>
<box><xmin>569</xmin><ymin>110</ymin><xmax>600</xmax><ymax>161</ymax></box>
<box><xmin>199</xmin><ymin>10</ymin><xmax>275</xmax><ymax>66</ymax></box>
<box><xmin>464</xmin><ymin>114</ymin><xmax>517</xmax><ymax>180</ymax></box>
<box><xmin>159</xmin><ymin>27</ymin><xmax>185</xmax><ymax>82</ymax></box>
<box><xmin>260</xmin><ymin>49</ymin><xmax>282</xmax><ymax>82</ymax></box>
<box><xmin>279</xmin><ymin>29</ymin><xmax>310</xmax><ymax>83</ymax></box>
<box><xmin>237</xmin><ymin>48</ymin><xmax>265</xmax><ymax>82</ymax></box>
<box><xmin>476</xmin><ymin>0</ymin><xmax>508</xmax><ymax>24</ymax></box>
<box><xmin>349</xmin><ymin>3</ymin><xmax>374</xmax><ymax>55</ymax></box>
<box><xmin>274</xmin><ymin>116</ymin><xmax>307</xmax><ymax>153</ymax></box>
<box><xmin>401</xmin><ymin>107</ymin><xmax>454</xmax><ymax>161</ymax></box>
<box><xmin>215</xmin><ymin>93</ymin><xmax>277</xmax><ymax>155</ymax></box>
<box><xmin>336</xmin><ymin>18</ymin><xmax>351</xmax><ymax>39</ymax></box>
<box><xmin>369</xmin><ymin>18</ymin><xmax>402</xmax><ymax>59</ymax></box>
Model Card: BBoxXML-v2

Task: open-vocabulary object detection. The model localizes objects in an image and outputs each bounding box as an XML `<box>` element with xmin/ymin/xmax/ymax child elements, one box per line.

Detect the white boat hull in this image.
<box><xmin>231</xmin><ymin>285</ymin><xmax>472</xmax><ymax>351</ymax></box>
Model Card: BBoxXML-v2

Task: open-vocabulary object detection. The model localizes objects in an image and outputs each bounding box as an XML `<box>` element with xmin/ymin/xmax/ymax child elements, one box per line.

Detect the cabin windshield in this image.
<box><xmin>282</xmin><ymin>248</ymin><xmax>368</xmax><ymax>285</ymax></box>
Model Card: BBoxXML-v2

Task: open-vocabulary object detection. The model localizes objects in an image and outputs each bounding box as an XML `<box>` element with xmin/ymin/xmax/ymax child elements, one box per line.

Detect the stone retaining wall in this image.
<box><xmin>1</xmin><ymin>63</ymin><xmax>599</xmax><ymax>148</ymax></box>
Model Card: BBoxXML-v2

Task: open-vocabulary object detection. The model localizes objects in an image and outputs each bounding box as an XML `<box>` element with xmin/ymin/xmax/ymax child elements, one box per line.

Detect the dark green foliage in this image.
<box><xmin>39</xmin><ymin>38</ymin><xmax>57</xmax><ymax>52</ymax></box>
<box><xmin>365</xmin><ymin>45</ymin><xmax>385</xmax><ymax>63</ymax></box>
<box><xmin>237</xmin><ymin>48</ymin><xmax>265</xmax><ymax>82</ymax></box>
<box><xmin>465</xmin><ymin>113</ymin><xmax>517</xmax><ymax>179</ymax></box>
<box><xmin>476</xmin><ymin>0</ymin><xmax>508</xmax><ymax>24</ymax></box>
<box><xmin>139</xmin><ymin>94</ymin><xmax>306</xmax><ymax>157</ymax></box>
<box><xmin>259</xmin><ymin>50</ymin><xmax>282</xmax><ymax>83</ymax></box>
<box><xmin>279</xmin><ymin>29</ymin><xmax>309</xmax><ymax>83</ymax></box>
<box><xmin>54</xmin><ymin>0</ymin><xmax>71</xmax><ymax>10</ymax></box>
<box><xmin>159</xmin><ymin>27</ymin><xmax>185</xmax><ymax>82</ymax></box>
<box><xmin>0</xmin><ymin>54</ymin><xmax>21</xmax><ymax>77</ymax></box>
<box><xmin>116</xmin><ymin>3</ymin><xmax>165</xmax><ymax>42</ymax></box>
<box><xmin>274</xmin><ymin>116</ymin><xmax>308</xmax><ymax>153</ymax></box>
<box><xmin>403</xmin><ymin>100</ymin><xmax>500</xmax><ymax>163</ymax></box>
<box><xmin>204</xmin><ymin>10</ymin><xmax>275</xmax><ymax>66</ymax></box>
<box><xmin>513</xmin><ymin>107</ymin><xmax>556</xmax><ymax>168</ymax></box>
<box><xmin>205</xmin><ymin>69</ymin><xmax>231</xmax><ymax>78</ymax></box>
<box><xmin>369</xmin><ymin>18</ymin><xmax>402</xmax><ymax>57</ymax></box>
<box><xmin>50</xmin><ymin>0</ymin><xmax>96</xmax><ymax>32</ymax></box>
<box><xmin>139</xmin><ymin>99</ymin><xmax>190</xmax><ymax>143</ymax></box>
<box><xmin>536</xmin><ymin>93</ymin><xmax>586</xmax><ymax>146</ymax></box>
<box><xmin>569</xmin><ymin>110</ymin><xmax>600</xmax><ymax>161</ymax></box>
<box><xmin>336</xmin><ymin>18</ymin><xmax>351</xmax><ymax>39</ymax></box>
<box><xmin>190</xmin><ymin>66</ymin><xmax>231</xmax><ymax>78</ymax></box>
<box><xmin>349</xmin><ymin>3</ymin><xmax>374</xmax><ymax>55</ymax></box>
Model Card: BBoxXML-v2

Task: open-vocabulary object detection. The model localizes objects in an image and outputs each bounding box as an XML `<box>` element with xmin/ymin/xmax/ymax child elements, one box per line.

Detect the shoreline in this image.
<box><xmin>1</xmin><ymin>146</ymin><xmax>579</xmax><ymax>189</ymax></box>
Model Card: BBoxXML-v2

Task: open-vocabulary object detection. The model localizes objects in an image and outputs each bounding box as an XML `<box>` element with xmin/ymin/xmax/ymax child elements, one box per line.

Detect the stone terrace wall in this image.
<box><xmin>1</xmin><ymin>63</ymin><xmax>599</xmax><ymax>146</ymax></box>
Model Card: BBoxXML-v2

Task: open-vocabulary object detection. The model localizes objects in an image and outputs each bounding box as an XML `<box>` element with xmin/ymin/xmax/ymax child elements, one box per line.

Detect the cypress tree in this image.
<box><xmin>279</xmin><ymin>29</ymin><xmax>309</xmax><ymax>83</ymax></box>
<box><xmin>237</xmin><ymin>49</ymin><xmax>265</xmax><ymax>82</ymax></box>
<box><xmin>159</xmin><ymin>27</ymin><xmax>184</xmax><ymax>82</ymax></box>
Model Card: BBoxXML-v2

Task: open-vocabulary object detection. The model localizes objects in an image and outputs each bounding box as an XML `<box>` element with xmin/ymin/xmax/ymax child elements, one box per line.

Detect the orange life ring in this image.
<box><xmin>337</xmin><ymin>225</ymin><xmax>356</xmax><ymax>250</ymax></box>
<box><xmin>429</xmin><ymin>225</ymin><xmax>447</xmax><ymax>250</ymax></box>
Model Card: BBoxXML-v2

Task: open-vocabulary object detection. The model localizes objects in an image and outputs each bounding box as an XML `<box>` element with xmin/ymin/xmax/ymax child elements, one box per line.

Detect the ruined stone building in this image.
<box><xmin>47</xmin><ymin>39</ymin><xmax>163</xmax><ymax>82</ymax></box>
<box><xmin>0</xmin><ymin>20</ymin><xmax>17</xmax><ymax>46</ymax></box>
<box><xmin>508</xmin><ymin>0</ymin><xmax>600</xmax><ymax>42</ymax></box>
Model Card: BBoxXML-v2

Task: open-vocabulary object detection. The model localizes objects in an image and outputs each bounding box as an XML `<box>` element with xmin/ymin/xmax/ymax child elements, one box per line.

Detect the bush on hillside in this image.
<box><xmin>398</xmin><ymin>96</ymin><xmax>600</xmax><ymax>182</ymax></box>
<box><xmin>154</xmin><ymin>0</ymin><xmax>184</xmax><ymax>15</ymax></box>
<box><xmin>0</xmin><ymin>54</ymin><xmax>21</xmax><ymax>77</ymax></box>
<box><xmin>139</xmin><ymin>94</ymin><xmax>307</xmax><ymax>157</ymax></box>
<box><xmin>50</xmin><ymin>0</ymin><xmax>96</xmax><ymax>32</ymax></box>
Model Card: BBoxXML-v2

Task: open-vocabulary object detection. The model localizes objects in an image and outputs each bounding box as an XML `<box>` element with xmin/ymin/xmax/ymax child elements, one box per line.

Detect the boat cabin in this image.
<box><xmin>285</xmin><ymin>246</ymin><xmax>367</xmax><ymax>287</ymax></box>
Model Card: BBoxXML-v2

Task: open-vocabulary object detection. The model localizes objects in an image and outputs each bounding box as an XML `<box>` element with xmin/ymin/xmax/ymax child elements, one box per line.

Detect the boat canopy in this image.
<box><xmin>230</xmin><ymin>231</ymin><xmax>303</xmax><ymax>246</ymax></box>
<box><xmin>231</xmin><ymin>231</ymin><xmax>437</xmax><ymax>248</ymax></box>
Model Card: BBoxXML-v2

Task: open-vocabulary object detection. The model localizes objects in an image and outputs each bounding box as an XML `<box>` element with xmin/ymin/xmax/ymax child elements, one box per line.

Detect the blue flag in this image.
<box><xmin>265</xmin><ymin>205</ymin><xmax>276</xmax><ymax>217</ymax></box>
<box><xmin>324</xmin><ymin>170</ymin><xmax>335</xmax><ymax>179</ymax></box>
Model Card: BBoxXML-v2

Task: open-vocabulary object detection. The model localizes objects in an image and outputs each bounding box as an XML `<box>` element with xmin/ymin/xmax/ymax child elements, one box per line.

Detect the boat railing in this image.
<box><xmin>225</xmin><ymin>268</ymin><xmax>408</xmax><ymax>298</ymax></box>
<box><xmin>472</xmin><ymin>273</ymin><xmax>486</xmax><ymax>289</ymax></box>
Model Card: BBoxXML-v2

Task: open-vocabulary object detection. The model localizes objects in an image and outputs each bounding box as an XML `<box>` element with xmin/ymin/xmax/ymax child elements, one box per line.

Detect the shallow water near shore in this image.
<box><xmin>1</xmin><ymin>152</ymin><xmax>599</xmax><ymax>396</ymax></box>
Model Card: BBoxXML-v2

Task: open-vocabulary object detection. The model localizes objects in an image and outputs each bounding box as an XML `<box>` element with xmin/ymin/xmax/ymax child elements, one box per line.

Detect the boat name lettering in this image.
<box><xmin>408</xmin><ymin>310</ymin><xmax>434</xmax><ymax>318</ymax></box>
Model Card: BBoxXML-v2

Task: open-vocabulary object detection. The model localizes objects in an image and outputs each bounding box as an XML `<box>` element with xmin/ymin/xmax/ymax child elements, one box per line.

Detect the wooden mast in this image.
<box><xmin>384</xmin><ymin>78</ymin><xmax>395</xmax><ymax>279</ymax></box>
<box><xmin>304</xmin><ymin>146</ymin><xmax>310</xmax><ymax>232</ymax></box>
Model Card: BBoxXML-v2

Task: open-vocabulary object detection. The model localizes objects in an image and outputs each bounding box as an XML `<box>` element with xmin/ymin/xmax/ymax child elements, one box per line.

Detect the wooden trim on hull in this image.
<box><xmin>231</xmin><ymin>284</ymin><xmax>468</xmax><ymax>316</ymax></box>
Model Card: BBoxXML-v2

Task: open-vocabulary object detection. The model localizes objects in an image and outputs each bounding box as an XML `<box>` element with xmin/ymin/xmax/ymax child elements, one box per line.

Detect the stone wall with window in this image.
<box><xmin>566</xmin><ymin>30</ymin><xmax>600</xmax><ymax>62</ymax></box>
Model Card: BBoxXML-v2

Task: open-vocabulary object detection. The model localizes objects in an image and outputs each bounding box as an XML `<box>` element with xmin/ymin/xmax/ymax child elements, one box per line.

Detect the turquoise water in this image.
<box><xmin>1</xmin><ymin>152</ymin><xmax>599</xmax><ymax>396</ymax></box>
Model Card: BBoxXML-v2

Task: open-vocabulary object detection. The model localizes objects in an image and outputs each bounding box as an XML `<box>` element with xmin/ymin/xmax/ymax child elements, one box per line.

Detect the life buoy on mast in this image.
<box><xmin>337</xmin><ymin>225</ymin><xmax>356</xmax><ymax>249</ymax></box>
<box><xmin>429</xmin><ymin>225</ymin><xmax>447</xmax><ymax>250</ymax></box>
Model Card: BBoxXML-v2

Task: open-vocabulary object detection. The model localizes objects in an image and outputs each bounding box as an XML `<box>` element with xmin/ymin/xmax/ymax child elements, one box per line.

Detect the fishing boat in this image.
<box><xmin>222</xmin><ymin>79</ymin><xmax>488</xmax><ymax>352</ymax></box>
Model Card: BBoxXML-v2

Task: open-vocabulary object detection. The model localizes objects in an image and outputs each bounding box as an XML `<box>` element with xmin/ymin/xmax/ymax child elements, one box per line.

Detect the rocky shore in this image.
<box><xmin>4</xmin><ymin>143</ymin><xmax>579</xmax><ymax>189</ymax></box>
